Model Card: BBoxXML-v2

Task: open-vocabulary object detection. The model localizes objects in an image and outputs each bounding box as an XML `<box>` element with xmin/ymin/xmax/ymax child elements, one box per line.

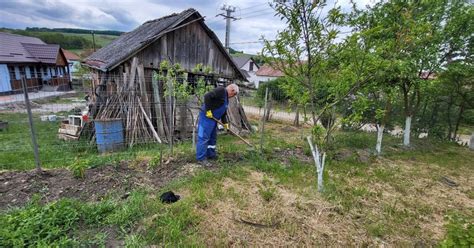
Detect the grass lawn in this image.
<box><xmin>0</xmin><ymin>117</ymin><xmax>472</xmax><ymax>246</ymax></box>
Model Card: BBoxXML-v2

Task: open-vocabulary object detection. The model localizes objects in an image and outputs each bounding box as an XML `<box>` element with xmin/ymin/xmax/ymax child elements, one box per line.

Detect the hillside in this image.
<box><xmin>0</xmin><ymin>27</ymin><xmax>120</xmax><ymax>57</ymax></box>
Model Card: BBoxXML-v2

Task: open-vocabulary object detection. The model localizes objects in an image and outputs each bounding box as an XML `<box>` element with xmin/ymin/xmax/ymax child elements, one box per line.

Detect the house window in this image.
<box><xmin>249</xmin><ymin>61</ymin><xmax>254</xmax><ymax>71</ymax></box>
<box><xmin>14</xmin><ymin>66</ymin><xmax>21</xmax><ymax>80</ymax></box>
<box><xmin>7</xmin><ymin>66</ymin><xmax>15</xmax><ymax>79</ymax></box>
<box><xmin>33</xmin><ymin>67</ymin><xmax>38</xmax><ymax>78</ymax></box>
<box><xmin>51</xmin><ymin>67</ymin><xmax>56</xmax><ymax>76</ymax></box>
<box><xmin>25</xmin><ymin>66</ymin><xmax>31</xmax><ymax>79</ymax></box>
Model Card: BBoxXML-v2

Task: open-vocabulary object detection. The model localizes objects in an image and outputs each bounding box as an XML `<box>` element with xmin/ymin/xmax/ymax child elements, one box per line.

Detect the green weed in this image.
<box><xmin>440</xmin><ymin>212</ymin><xmax>474</xmax><ymax>247</ymax></box>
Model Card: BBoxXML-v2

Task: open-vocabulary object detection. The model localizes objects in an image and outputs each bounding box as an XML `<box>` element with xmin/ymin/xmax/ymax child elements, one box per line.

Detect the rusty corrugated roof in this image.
<box><xmin>62</xmin><ymin>49</ymin><xmax>80</xmax><ymax>61</ymax></box>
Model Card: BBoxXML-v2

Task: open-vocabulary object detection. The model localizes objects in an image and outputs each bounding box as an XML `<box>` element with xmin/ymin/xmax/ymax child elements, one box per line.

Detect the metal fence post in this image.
<box><xmin>260</xmin><ymin>87</ymin><xmax>269</xmax><ymax>154</ymax></box>
<box><xmin>21</xmin><ymin>76</ymin><xmax>42</xmax><ymax>171</ymax></box>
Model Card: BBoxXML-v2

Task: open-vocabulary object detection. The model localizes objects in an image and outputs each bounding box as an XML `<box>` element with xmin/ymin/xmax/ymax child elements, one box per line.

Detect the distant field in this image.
<box><xmin>63</xmin><ymin>32</ymin><xmax>119</xmax><ymax>48</ymax></box>
<box><xmin>61</xmin><ymin>33</ymin><xmax>119</xmax><ymax>57</ymax></box>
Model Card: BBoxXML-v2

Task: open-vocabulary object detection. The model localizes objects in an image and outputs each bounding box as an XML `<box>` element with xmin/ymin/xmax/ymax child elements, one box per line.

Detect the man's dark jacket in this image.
<box><xmin>203</xmin><ymin>86</ymin><xmax>228</xmax><ymax>124</ymax></box>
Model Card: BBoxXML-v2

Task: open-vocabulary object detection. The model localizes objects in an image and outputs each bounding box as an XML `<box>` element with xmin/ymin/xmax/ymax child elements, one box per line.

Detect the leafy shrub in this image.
<box><xmin>70</xmin><ymin>158</ymin><xmax>90</xmax><ymax>179</ymax></box>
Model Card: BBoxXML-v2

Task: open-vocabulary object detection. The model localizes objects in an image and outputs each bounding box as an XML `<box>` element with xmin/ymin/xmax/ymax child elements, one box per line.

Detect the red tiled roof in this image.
<box><xmin>62</xmin><ymin>49</ymin><xmax>80</xmax><ymax>61</ymax></box>
<box><xmin>256</xmin><ymin>64</ymin><xmax>284</xmax><ymax>77</ymax></box>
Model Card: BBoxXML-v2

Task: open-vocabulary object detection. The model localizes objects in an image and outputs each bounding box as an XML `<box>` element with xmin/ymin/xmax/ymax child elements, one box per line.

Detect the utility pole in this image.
<box><xmin>218</xmin><ymin>4</ymin><xmax>237</xmax><ymax>53</ymax></box>
<box><xmin>91</xmin><ymin>30</ymin><xmax>96</xmax><ymax>52</ymax></box>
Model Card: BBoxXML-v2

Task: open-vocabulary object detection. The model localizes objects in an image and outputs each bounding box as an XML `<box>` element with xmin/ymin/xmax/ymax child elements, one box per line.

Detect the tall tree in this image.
<box><xmin>358</xmin><ymin>0</ymin><xmax>472</xmax><ymax>147</ymax></box>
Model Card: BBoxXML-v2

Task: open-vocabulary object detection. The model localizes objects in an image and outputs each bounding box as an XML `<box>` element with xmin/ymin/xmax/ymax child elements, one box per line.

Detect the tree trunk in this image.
<box><xmin>446</xmin><ymin>95</ymin><xmax>454</xmax><ymax>140</ymax></box>
<box><xmin>178</xmin><ymin>101</ymin><xmax>188</xmax><ymax>140</ymax></box>
<box><xmin>307</xmin><ymin>136</ymin><xmax>325</xmax><ymax>192</ymax></box>
<box><xmin>376</xmin><ymin>96</ymin><xmax>392</xmax><ymax>154</ymax></box>
<box><xmin>469</xmin><ymin>132</ymin><xmax>474</xmax><ymax>150</ymax></box>
<box><xmin>376</xmin><ymin>124</ymin><xmax>384</xmax><ymax>155</ymax></box>
<box><xmin>403</xmin><ymin>116</ymin><xmax>412</xmax><ymax>147</ymax></box>
<box><xmin>453</xmin><ymin>102</ymin><xmax>465</xmax><ymax>141</ymax></box>
<box><xmin>265</xmin><ymin>94</ymin><xmax>272</xmax><ymax>121</ymax></box>
<box><xmin>294</xmin><ymin>106</ymin><xmax>300</xmax><ymax>127</ymax></box>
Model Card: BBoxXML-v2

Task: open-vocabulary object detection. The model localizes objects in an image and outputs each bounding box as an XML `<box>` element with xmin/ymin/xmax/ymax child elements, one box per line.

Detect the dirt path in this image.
<box><xmin>242</xmin><ymin>104</ymin><xmax>471</xmax><ymax>146</ymax></box>
<box><xmin>243</xmin><ymin>105</ymin><xmax>312</xmax><ymax>124</ymax></box>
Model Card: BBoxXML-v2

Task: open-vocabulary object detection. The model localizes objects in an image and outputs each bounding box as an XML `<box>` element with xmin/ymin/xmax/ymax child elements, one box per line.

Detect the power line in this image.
<box><xmin>235</xmin><ymin>11</ymin><xmax>276</xmax><ymax>20</ymax></box>
<box><xmin>239</xmin><ymin>7</ymin><xmax>272</xmax><ymax>17</ymax></box>
<box><xmin>238</xmin><ymin>2</ymin><xmax>268</xmax><ymax>11</ymax></box>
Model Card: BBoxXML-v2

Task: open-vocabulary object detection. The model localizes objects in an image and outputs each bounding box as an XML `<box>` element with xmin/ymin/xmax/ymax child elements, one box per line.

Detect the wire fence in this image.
<box><xmin>1</xmin><ymin>75</ymin><xmax>294</xmax><ymax>170</ymax></box>
<box><xmin>2</xmin><ymin>74</ymin><xmax>472</xmax><ymax>171</ymax></box>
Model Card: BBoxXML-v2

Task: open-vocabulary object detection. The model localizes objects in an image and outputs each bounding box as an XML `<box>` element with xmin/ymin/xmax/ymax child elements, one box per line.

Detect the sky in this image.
<box><xmin>0</xmin><ymin>0</ymin><xmax>375</xmax><ymax>54</ymax></box>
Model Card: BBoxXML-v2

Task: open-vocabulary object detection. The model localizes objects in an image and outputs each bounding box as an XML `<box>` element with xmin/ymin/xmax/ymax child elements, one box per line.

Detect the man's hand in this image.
<box><xmin>206</xmin><ymin>110</ymin><xmax>213</xmax><ymax>119</ymax></box>
<box><xmin>224</xmin><ymin>123</ymin><xmax>229</xmax><ymax>130</ymax></box>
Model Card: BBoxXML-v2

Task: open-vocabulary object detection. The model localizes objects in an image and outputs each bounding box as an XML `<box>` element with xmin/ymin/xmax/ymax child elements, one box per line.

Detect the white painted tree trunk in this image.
<box><xmin>376</xmin><ymin>124</ymin><xmax>384</xmax><ymax>155</ymax></box>
<box><xmin>307</xmin><ymin>136</ymin><xmax>326</xmax><ymax>192</ymax></box>
<box><xmin>469</xmin><ymin>132</ymin><xmax>474</xmax><ymax>150</ymax></box>
<box><xmin>403</xmin><ymin>116</ymin><xmax>412</xmax><ymax>147</ymax></box>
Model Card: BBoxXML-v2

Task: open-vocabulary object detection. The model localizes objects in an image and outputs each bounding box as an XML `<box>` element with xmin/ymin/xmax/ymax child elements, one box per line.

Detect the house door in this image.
<box><xmin>0</xmin><ymin>64</ymin><xmax>12</xmax><ymax>93</ymax></box>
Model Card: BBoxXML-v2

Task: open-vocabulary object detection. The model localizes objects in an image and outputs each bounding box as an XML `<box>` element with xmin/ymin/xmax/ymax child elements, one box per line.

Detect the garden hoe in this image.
<box><xmin>210</xmin><ymin>116</ymin><xmax>253</xmax><ymax>148</ymax></box>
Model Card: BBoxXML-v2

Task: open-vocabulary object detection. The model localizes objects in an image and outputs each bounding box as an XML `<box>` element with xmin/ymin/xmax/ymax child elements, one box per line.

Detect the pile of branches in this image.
<box><xmin>94</xmin><ymin>57</ymin><xmax>161</xmax><ymax>147</ymax></box>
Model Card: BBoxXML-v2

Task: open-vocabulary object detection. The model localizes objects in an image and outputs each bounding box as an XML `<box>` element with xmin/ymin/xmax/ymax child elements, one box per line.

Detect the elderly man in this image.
<box><xmin>197</xmin><ymin>83</ymin><xmax>239</xmax><ymax>166</ymax></box>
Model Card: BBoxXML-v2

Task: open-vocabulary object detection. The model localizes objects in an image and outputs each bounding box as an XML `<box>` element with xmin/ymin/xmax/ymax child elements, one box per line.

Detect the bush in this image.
<box><xmin>256</xmin><ymin>78</ymin><xmax>289</xmax><ymax>104</ymax></box>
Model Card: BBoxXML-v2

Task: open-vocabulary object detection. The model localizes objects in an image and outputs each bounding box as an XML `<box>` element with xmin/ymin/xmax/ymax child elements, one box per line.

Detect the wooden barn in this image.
<box><xmin>83</xmin><ymin>8</ymin><xmax>251</xmax><ymax>146</ymax></box>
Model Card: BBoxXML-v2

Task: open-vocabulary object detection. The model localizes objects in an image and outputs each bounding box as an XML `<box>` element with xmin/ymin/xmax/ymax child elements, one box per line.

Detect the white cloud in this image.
<box><xmin>0</xmin><ymin>0</ymin><xmax>371</xmax><ymax>54</ymax></box>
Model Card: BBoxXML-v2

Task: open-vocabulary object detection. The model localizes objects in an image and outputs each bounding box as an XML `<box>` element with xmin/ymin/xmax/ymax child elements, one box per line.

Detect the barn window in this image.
<box><xmin>249</xmin><ymin>61</ymin><xmax>254</xmax><ymax>71</ymax></box>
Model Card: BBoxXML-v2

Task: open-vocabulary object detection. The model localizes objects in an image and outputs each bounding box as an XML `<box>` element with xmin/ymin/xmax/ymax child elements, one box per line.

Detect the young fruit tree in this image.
<box><xmin>262</xmin><ymin>0</ymin><xmax>375</xmax><ymax>191</ymax></box>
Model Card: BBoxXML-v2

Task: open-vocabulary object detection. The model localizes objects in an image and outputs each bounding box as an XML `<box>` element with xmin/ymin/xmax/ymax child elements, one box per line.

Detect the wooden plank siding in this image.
<box><xmin>136</xmin><ymin>22</ymin><xmax>236</xmax><ymax>78</ymax></box>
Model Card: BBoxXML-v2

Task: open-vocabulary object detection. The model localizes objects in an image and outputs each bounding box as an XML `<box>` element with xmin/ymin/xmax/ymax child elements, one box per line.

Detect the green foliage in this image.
<box><xmin>0</xmin><ymin>198</ymin><xmax>82</xmax><ymax>247</ymax></box>
<box><xmin>258</xmin><ymin>187</ymin><xmax>276</xmax><ymax>202</ymax></box>
<box><xmin>106</xmin><ymin>191</ymin><xmax>147</xmax><ymax>230</ymax></box>
<box><xmin>0</xmin><ymin>191</ymin><xmax>149</xmax><ymax>247</ymax></box>
<box><xmin>156</xmin><ymin>62</ymin><xmax>193</xmax><ymax>102</ymax></box>
<box><xmin>440</xmin><ymin>212</ymin><xmax>474</xmax><ymax>247</ymax></box>
<box><xmin>124</xmin><ymin>234</ymin><xmax>147</xmax><ymax>248</ymax></box>
<box><xmin>256</xmin><ymin>78</ymin><xmax>289</xmax><ymax>106</ymax></box>
<box><xmin>11</xmin><ymin>30</ymin><xmax>96</xmax><ymax>50</ymax></box>
<box><xmin>25</xmin><ymin>27</ymin><xmax>123</xmax><ymax>36</ymax></box>
<box><xmin>70</xmin><ymin>157</ymin><xmax>90</xmax><ymax>179</ymax></box>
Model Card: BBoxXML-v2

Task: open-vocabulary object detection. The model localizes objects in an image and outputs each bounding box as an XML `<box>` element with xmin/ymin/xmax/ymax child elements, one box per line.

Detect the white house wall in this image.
<box><xmin>242</xmin><ymin>60</ymin><xmax>258</xmax><ymax>73</ymax></box>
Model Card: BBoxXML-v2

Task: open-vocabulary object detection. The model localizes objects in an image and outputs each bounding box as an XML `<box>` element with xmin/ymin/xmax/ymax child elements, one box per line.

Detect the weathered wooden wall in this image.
<box><xmin>136</xmin><ymin>21</ymin><xmax>235</xmax><ymax>78</ymax></box>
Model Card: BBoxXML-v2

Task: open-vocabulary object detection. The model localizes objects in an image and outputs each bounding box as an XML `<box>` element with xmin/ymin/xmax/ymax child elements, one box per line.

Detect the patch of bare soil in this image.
<box><xmin>274</xmin><ymin>146</ymin><xmax>312</xmax><ymax>165</ymax></box>
<box><xmin>196</xmin><ymin>171</ymin><xmax>377</xmax><ymax>246</ymax></box>
<box><xmin>0</xmin><ymin>159</ymin><xmax>207</xmax><ymax>210</ymax></box>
